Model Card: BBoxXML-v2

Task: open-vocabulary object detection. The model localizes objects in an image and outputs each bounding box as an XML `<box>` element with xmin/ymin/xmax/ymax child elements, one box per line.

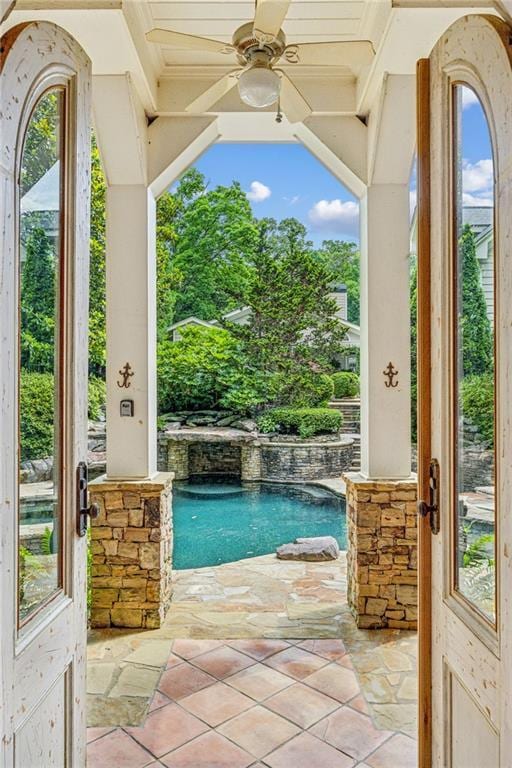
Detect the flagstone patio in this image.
<box><xmin>87</xmin><ymin>553</ymin><xmax>417</xmax><ymax>765</ymax></box>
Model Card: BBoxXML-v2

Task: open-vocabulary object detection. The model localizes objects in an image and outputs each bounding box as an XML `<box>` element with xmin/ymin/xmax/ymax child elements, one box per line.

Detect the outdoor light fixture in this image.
<box><xmin>238</xmin><ymin>64</ymin><xmax>281</xmax><ymax>108</ymax></box>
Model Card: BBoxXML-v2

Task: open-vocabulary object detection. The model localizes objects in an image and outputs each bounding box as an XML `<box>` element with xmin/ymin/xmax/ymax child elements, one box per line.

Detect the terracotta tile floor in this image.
<box><xmin>87</xmin><ymin>638</ymin><xmax>417</xmax><ymax>768</ymax></box>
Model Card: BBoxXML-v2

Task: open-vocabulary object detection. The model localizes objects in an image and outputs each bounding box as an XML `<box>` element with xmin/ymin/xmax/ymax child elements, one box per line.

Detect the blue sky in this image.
<box><xmin>190</xmin><ymin>87</ymin><xmax>492</xmax><ymax>245</ymax></box>
<box><xmin>192</xmin><ymin>143</ymin><xmax>359</xmax><ymax>247</ymax></box>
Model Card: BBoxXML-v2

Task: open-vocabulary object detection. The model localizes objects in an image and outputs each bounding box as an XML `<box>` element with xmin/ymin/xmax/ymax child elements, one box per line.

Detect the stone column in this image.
<box><xmin>241</xmin><ymin>442</ymin><xmax>262</xmax><ymax>481</ymax></box>
<box><xmin>89</xmin><ymin>473</ymin><xmax>173</xmax><ymax>629</ymax></box>
<box><xmin>167</xmin><ymin>440</ymin><xmax>189</xmax><ymax>480</ymax></box>
<box><xmin>344</xmin><ymin>473</ymin><xmax>417</xmax><ymax>629</ymax></box>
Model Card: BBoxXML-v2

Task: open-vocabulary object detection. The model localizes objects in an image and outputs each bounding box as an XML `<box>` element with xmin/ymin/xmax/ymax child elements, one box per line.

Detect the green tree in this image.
<box><xmin>171</xmin><ymin>172</ymin><xmax>259</xmax><ymax>322</ymax></box>
<box><xmin>459</xmin><ymin>224</ymin><xmax>493</xmax><ymax>376</ymax></box>
<box><xmin>20</xmin><ymin>227</ymin><xmax>56</xmax><ymax>372</ymax></box>
<box><xmin>88</xmin><ymin>139</ymin><xmax>107</xmax><ymax>374</ymax></box>
<box><xmin>225</xmin><ymin>218</ymin><xmax>347</xmax><ymax>408</ymax></box>
<box><xmin>20</xmin><ymin>91</ymin><xmax>60</xmax><ymax>196</ymax></box>
<box><xmin>318</xmin><ymin>239</ymin><xmax>360</xmax><ymax>323</ymax></box>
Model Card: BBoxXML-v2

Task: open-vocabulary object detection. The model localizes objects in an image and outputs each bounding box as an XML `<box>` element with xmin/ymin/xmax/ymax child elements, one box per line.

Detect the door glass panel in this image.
<box><xmin>18</xmin><ymin>89</ymin><xmax>64</xmax><ymax>624</ymax></box>
<box><xmin>452</xmin><ymin>84</ymin><xmax>496</xmax><ymax>623</ymax></box>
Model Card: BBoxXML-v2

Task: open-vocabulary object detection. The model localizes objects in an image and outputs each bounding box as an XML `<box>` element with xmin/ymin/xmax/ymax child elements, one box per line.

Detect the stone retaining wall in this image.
<box><xmin>162</xmin><ymin>430</ymin><xmax>354</xmax><ymax>483</ymax></box>
<box><xmin>343</xmin><ymin>473</ymin><xmax>418</xmax><ymax>630</ymax></box>
<box><xmin>261</xmin><ymin>439</ymin><xmax>354</xmax><ymax>482</ymax></box>
<box><xmin>89</xmin><ymin>473</ymin><xmax>173</xmax><ymax>629</ymax></box>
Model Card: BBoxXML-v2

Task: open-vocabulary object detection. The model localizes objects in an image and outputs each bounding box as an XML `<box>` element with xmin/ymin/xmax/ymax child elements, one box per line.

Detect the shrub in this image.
<box><xmin>157</xmin><ymin>325</ymin><xmax>241</xmax><ymax>413</ymax></box>
<box><xmin>88</xmin><ymin>376</ymin><xmax>106</xmax><ymax>420</ymax></box>
<box><xmin>332</xmin><ymin>371</ymin><xmax>360</xmax><ymax>399</ymax></box>
<box><xmin>293</xmin><ymin>373</ymin><xmax>334</xmax><ymax>407</ymax></box>
<box><xmin>461</xmin><ymin>373</ymin><xmax>494</xmax><ymax>446</ymax></box>
<box><xmin>20</xmin><ymin>371</ymin><xmax>54</xmax><ymax>462</ymax></box>
<box><xmin>258</xmin><ymin>407</ymin><xmax>342</xmax><ymax>438</ymax></box>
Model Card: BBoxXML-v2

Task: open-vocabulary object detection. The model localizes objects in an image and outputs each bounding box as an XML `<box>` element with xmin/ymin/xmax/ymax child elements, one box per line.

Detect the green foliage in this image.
<box><xmin>20</xmin><ymin>227</ymin><xmax>56</xmax><ymax>372</ymax></box>
<box><xmin>88</xmin><ymin>138</ymin><xmax>107</xmax><ymax>374</ymax></box>
<box><xmin>308</xmin><ymin>374</ymin><xmax>334</xmax><ymax>406</ymax></box>
<box><xmin>19</xmin><ymin>371</ymin><xmax>54</xmax><ymax>462</ymax></box>
<box><xmin>461</xmin><ymin>521</ymin><xmax>494</xmax><ymax>568</ymax></box>
<box><xmin>172</xmin><ymin>171</ymin><xmax>259</xmax><ymax>322</ymax></box>
<box><xmin>157</xmin><ymin>325</ymin><xmax>241</xmax><ymax>412</ymax></box>
<box><xmin>459</xmin><ymin>225</ymin><xmax>493</xmax><ymax>377</ymax></box>
<box><xmin>156</xmin><ymin>191</ymin><xmax>182</xmax><ymax>341</ymax></box>
<box><xmin>20</xmin><ymin>91</ymin><xmax>60</xmax><ymax>196</ymax></box>
<box><xmin>332</xmin><ymin>371</ymin><xmax>359</xmax><ymax>399</ymax></box>
<box><xmin>88</xmin><ymin>376</ymin><xmax>106</xmax><ymax>421</ymax></box>
<box><xmin>258</xmin><ymin>407</ymin><xmax>342</xmax><ymax>438</ymax></box>
<box><xmin>226</xmin><ymin>218</ymin><xmax>347</xmax><ymax>410</ymax></box>
<box><xmin>318</xmin><ymin>240</ymin><xmax>360</xmax><ymax>323</ymax></box>
<box><xmin>461</xmin><ymin>373</ymin><xmax>494</xmax><ymax>446</ymax></box>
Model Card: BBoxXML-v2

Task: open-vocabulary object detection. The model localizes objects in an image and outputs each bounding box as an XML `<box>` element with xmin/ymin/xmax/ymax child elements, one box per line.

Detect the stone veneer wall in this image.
<box><xmin>261</xmin><ymin>439</ymin><xmax>353</xmax><ymax>482</ymax></box>
<box><xmin>89</xmin><ymin>473</ymin><xmax>173</xmax><ymax>629</ymax></box>
<box><xmin>188</xmin><ymin>443</ymin><xmax>241</xmax><ymax>476</ymax></box>
<box><xmin>343</xmin><ymin>473</ymin><xmax>418</xmax><ymax>630</ymax></box>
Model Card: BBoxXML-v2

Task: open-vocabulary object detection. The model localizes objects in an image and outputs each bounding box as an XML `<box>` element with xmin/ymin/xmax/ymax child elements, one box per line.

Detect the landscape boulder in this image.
<box><xmin>276</xmin><ymin>536</ymin><xmax>340</xmax><ymax>562</ymax></box>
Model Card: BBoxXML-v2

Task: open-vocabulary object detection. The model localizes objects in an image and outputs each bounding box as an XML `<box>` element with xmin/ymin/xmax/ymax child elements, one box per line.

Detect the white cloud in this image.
<box><xmin>462</xmin><ymin>158</ymin><xmax>493</xmax><ymax>193</ymax></box>
<box><xmin>462</xmin><ymin>87</ymin><xmax>479</xmax><ymax>110</ymax></box>
<box><xmin>284</xmin><ymin>194</ymin><xmax>300</xmax><ymax>206</ymax></box>
<box><xmin>308</xmin><ymin>199</ymin><xmax>359</xmax><ymax>235</ymax></box>
<box><xmin>247</xmin><ymin>180</ymin><xmax>271</xmax><ymax>202</ymax></box>
<box><xmin>462</xmin><ymin>191</ymin><xmax>493</xmax><ymax>207</ymax></box>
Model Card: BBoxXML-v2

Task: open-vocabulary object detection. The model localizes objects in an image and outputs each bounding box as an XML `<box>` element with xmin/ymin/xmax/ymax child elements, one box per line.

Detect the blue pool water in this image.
<box><xmin>172</xmin><ymin>477</ymin><xmax>346</xmax><ymax>570</ymax></box>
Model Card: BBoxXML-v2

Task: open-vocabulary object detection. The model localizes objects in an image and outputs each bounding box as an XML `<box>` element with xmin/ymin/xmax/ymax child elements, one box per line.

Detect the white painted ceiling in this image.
<box><xmin>146</xmin><ymin>0</ymin><xmax>376</xmax><ymax>70</ymax></box>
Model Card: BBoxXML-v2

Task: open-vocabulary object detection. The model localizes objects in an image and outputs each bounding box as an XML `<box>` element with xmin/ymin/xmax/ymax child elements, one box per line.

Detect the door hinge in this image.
<box><xmin>77</xmin><ymin>461</ymin><xmax>99</xmax><ymax>537</ymax></box>
<box><xmin>417</xmin><ymin>458</ymin><xmax>440</xmax><ymax>535</ymax></box>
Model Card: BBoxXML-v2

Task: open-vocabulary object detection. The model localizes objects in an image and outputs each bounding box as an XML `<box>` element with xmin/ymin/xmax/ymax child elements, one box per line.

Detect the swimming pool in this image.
<box><xmin>172</xmin><ymin>477</ymin><xmax>346</xmax><ymax>570</ymax></box>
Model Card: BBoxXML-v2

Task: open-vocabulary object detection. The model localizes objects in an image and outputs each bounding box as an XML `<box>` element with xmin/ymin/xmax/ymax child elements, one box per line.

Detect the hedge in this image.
<box><xmin>332</xmin><ymin>371</ymin><xmax>359</xmax><ymax>399</ymax></box>
<box><xmin>258</xmin><ymin>407</ymin><xmax>342</xmax><ymax>438</ymax></box>
<box><xmin>461</xmin><ymin>373</ymin><xmax>494</xmax><ymax>446</ymax></box>
<box><xmin>20</xmin><ymin>371</ymin><xmax>55</xmax><ymax>462</ymax></box>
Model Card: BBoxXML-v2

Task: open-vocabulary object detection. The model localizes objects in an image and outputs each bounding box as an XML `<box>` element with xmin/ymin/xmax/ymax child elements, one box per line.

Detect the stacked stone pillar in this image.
<box><xmin>89</xmin><ymin>473</ymin><xmax>173</xmax><ymax>629</ymax></box>
<box><xmin>344</xmin><ymin>472</ymin><xmax>417</xmax><ymax>629</ymax></box>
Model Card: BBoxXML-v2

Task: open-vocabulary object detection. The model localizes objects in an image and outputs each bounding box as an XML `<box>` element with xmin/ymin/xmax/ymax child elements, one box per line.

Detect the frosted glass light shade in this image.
<box><xmin>238</xmin><ymin>66</ymin><xmax>281</xmax><ymax>108</ymax></box>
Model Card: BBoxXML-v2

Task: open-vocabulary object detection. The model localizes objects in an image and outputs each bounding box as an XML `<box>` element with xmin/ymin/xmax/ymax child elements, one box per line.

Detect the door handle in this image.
<box><xmin>77</xmin><ymin>461</ymin><xmax>99</xmax><ymax>537</ymax></box>
<box><xmin>417</xmin><ymin>458</ymin><xmax>440</xmax><ymax>535</ymax></box>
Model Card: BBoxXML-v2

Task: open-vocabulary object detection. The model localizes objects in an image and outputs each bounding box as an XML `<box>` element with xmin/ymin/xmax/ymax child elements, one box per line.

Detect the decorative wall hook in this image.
<box><xmin>383</xmin><ymin>362</ymin><xmax>399</xmax><ymax>388</ymax></box>
<box><xmin>117</xmin><ymin>362</ymin><xmax>134</xmax><ymax>389</ymax></box>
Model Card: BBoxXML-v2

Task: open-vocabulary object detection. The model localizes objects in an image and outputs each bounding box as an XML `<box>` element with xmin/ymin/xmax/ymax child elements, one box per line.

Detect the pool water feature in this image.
<box><xmin>173</xmin><ymin>477</ymin><xmax>346</xmax><ymax>570</ymax></box>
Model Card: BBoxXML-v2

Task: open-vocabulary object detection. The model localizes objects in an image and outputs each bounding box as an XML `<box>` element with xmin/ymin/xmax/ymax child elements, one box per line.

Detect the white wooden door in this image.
<box><xmin>0</xmin><ymin>22</ymin><xmax>91</xmax><ymax>768</ymax></box>
<box><xmin>424</xmin><ymin>13</ymin><xmax>512</xmax><ymax>768</ymax></box>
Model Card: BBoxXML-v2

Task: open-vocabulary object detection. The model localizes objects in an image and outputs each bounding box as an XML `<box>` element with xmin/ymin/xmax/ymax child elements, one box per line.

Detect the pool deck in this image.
<box><xmin>87</xmin><ymin>552</ymin><xmax>417</xmax><ymax>746</ymax></box>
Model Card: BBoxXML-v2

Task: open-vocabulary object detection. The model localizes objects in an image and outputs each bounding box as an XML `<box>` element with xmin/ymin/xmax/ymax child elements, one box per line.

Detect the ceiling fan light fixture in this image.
<box><xmin>238</xmin><ymin>65</ymin><xmax>281</xmax><ymax>108</ymax></box>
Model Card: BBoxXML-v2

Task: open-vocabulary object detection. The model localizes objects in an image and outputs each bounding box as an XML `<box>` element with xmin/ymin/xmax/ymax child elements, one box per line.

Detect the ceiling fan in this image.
<box><xmin>146</xmin><ymin>0</ymin><xmax>374</xmax><ymax>123</ymax></box>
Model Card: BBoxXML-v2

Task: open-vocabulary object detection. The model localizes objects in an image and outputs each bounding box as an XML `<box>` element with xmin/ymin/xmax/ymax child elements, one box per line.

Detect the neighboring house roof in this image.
<box><xmin>167</xmin><ymin>317</ymin><xmax>216</xmax><ymax>333</ymax></box>
<box><xmin>462</xmin><ymin>206</ymin><xmax>493</xmax><ymax>237</ymax></box>
<box><xmin>21</xmin><ymin>161</ymin><xmax>60</xmax><ymax>213</ymax></box>
<box><xmin>222</xmin><ymin>306</ymin><xmax>252</xmax><ymax>324</ymax></box>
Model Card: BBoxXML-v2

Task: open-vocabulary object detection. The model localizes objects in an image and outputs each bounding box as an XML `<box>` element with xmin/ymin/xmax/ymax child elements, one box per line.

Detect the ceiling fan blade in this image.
<box><xmin>282</xmin><ymin>40</ymin><xmax>375</xmax><ymax>68</ymax></box>
<box><xmin>146</xmin><ymin>28</ymin><xmax>234</xmax><ymax>54</ymax></box>
<box><xmin>279</xmin><ymin>73</ymin><xmax>312</xmax><ymax>123</ymax></box>
<box><xmin>253</xmin><ymin>0</ymin><xmax>291</xmax><ymax>43</ymax></box>
<box><xmin>186</xmin><ymin>72</ymin><xmax>240</xmax><ymax>113</ymax></box>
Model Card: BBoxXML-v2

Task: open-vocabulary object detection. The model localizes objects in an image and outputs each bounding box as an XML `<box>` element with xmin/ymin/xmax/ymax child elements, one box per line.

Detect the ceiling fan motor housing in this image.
<box><xmin>232</xmin><ymin>22</ymin><xmax>287</xmax><ymax>66</ymax></box>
